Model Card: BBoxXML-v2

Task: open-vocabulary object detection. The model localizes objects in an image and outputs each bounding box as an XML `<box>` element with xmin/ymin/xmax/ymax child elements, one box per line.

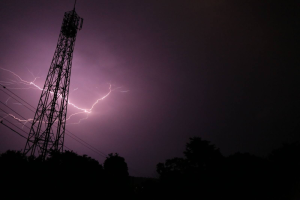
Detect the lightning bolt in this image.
<box><xmin>5</xmin><ymin>97</ymin><xmax>11</xmax><ymax>105</ymax></box>
<box><xmin>0</xmin><ymin>113</ymin><xmax>34</xmax><ymax>129</ymax></box>
<box><xmin>0</xmin><ymin>67</ymin><xmax>119</xmax><ymax>125</ymax></box>
<box><xmin>67</xmin><ymin>113</ymin><xmax>89</xmax><ymax>125</ymax></box>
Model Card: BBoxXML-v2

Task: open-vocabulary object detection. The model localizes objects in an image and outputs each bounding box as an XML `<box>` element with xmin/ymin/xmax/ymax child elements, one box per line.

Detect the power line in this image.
<box><xmin>0</xmin><ymin>107</ymin><xmax>31</xmax><ymax>131</ymax></box>
<box><xmin>65</xmin><ymin>130</ymin><xmax>107</xmax><ymax>157</ymax></box>
<box><xmin>0</xmin><ymin>84</ymin><xmax>108</xmax><ymax>157</ymax></box>
<box><xmin>0</xmin><ymin>83</ymin><xmax>146</xmax><ymax>176</ymax></box>
<box><xmin>0</xmin><ymin>88</ymin><xmax>36</xmax><ymax>112</ymax></box>
<box><xmin>0</xmin><ymin>94</ymin><xmax>108</xmax><ymax>159</ymax></box>
<box><xmin>1</xmin><ymin>83</ymin><xmax>108</xmax><ymax>156</ymax></box>
<box><xmin>0</xmin><ymin>108</ymin><xmax>73</xmax><ymax>152</ymax></box>
<box><xmin>0</xmin><ymin>99</ymin><xmax>33</xmax><ymax>126</ymax></box>
<box><xmin>0</xmin><ymin>112</ymin><xmax>30</xmax><ymax>136</ymax></box>
<box><xmin>0</xmin><ymin>119</ymin><xmax>72</xmax><ymax>151</ymax></box>
<box><xmin>0</xmin><ymin>120</ymin><xmax>27</xmax><ymax>139</ymax></box>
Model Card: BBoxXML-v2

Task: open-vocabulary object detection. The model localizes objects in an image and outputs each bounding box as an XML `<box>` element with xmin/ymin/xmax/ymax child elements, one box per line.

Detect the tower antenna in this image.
<box><xmin>74</xmin><ymin>0</ymin><xmax>77</xmax><ymax>10</ymax></box>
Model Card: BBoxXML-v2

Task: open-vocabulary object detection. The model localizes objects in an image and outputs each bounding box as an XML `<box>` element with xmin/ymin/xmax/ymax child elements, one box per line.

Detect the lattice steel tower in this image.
<box><xmin>24</xmin><ymin>3</ymin><xmax>83</xmax><ymax>160</ymax></box>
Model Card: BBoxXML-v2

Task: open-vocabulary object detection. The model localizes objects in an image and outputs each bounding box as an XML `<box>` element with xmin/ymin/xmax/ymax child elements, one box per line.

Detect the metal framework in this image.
<box><xmin>23</xmin><ymin>7</ymin><xmax>83</xmax><ymax>160</ymax></box>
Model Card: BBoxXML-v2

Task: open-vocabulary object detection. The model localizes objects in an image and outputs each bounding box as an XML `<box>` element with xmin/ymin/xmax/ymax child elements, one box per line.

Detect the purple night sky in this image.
<box><xmin>0</xmin><ymin>0</ymin><xmax>299</xmax><ymax>177</ymax></box>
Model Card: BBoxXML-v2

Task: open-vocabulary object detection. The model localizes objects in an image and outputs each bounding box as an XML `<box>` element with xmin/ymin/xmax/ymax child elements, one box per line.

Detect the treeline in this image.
<box><xmin>155</xmin><ymin>137</ymin><xmax>300</xmax><ymax>200</ymax></box>
<box><xmin>1</xmin><ymin>137</ymin><xmax>300</xmax><ymax>199</ymax></box>
<box><xmin>0</xmin><ymin>151</ymin><xmax>130</xmax><ymax>198</ymax></box>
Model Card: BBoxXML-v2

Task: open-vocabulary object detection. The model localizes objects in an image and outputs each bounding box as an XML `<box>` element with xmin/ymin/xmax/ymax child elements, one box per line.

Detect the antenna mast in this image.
<box><xmin>74</xmin><ymin>0</ymin><xmax>77</xmax><ymax>10</ymax></box>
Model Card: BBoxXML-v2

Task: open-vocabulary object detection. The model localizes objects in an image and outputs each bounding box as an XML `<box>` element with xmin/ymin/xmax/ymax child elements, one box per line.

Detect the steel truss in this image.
<box><xmin>24</xmin><ymin>8</ymin><xmax>83</xmax><ymax>160</ymax></box>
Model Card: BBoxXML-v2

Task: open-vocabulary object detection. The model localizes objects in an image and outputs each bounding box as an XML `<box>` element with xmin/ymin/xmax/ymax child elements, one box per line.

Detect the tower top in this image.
<box><xmin>73</xmin><ymin>0</ymin><xmax>77</xmax><ymax>10</ymax></box>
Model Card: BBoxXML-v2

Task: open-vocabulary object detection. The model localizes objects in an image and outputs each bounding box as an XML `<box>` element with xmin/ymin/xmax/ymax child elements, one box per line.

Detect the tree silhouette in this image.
<box><xmin>157</xmin><ymin>137</ymin><xmax>223</xmax><ymax>175</ymax></box>
<box><xmin>156</xmin><ymin>137</ymin><xmax>300</xmax><ymax>200</ymax></box>
<box><xmin>222</xmin><ymin>152</ymin><xmax>268</xmax><ymax>200</ymax></box>
<box><xmin>0</xmin><ymin>150</ymin><xmax>28</xmax><ymax>198</ymax></box>
<box><xmin>267</xmin><ymin>142</ymin><xmax>300</xmax><ymax>199</ymax></box>
<box><xmin>0</xmin><ymin>150</ymin><xmax>27</xmax><ymax>167</ymax></box>
<box><xmin>184</xmin><ymin>137</ymin><xmax>223</xmax><ymax>170</ymax></box>
<box><xmin>103</xmin><ymin>153</ymin><xmax>130</xmax><ymax>197</ymax></box>
<box><xmin>104</xmin><ymin>153</ymin><xmax>129</xmax><ymax>177</ymax></box>
<box><xmin>157</xmin><ymin>157</ymin><xmax>187</xmax><ymax>175</ymax></box>
<box><xmin>0</xmin><ymin>150</ymin><xmax>133</xmax><ymax>198</ymax></box>
<box><xmin>156</xmin><ymin>137</ymin><xmax>224</xmax><ymax>198</ymax></box>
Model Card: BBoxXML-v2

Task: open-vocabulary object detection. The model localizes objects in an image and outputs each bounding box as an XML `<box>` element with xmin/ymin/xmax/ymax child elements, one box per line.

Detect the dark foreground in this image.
<box><xmin>1</xmin><ymin>138</ymin><xmax>300</xmax><ymax>199</ymax></box>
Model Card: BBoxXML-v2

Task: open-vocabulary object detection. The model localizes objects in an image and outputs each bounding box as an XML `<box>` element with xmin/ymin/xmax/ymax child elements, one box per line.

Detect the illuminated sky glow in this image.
<box><xmin>0</xmin><ymin>67</ymin><xmax>119</xmax><ymax>126</ymax></box>
<box><xmin>0</xmin><ymin>0</ymin><xmax>299</xmax><ymax>177</ymax></box>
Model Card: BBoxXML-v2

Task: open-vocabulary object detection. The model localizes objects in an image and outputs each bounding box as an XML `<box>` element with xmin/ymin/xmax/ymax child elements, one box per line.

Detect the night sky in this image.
<box><xmin>0</xmin><ymin>0</ymin><xmax>299</xmax><ymax>177</ymax></box>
